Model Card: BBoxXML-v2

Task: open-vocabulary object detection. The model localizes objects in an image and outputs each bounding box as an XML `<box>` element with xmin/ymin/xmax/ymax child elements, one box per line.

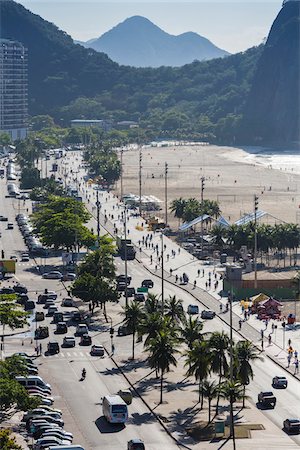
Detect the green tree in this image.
<box><xmin>234</xmin><ymin>340</ymin><xmax>262</xmax><ymax>408</ymax></box>
<box><xmin>145</xmin><ymin>329</ymin><xmax>178</xmax><ymax>404</ymax></box>
<box><xmin>0</xmin><ymin>429</ymin><xmax>22</xmax><ymax>450</ymax></box>
<box><xmin>0</xmin><ymin>378</ymin><xmax>40</xmax><ymax>416</ymax></box>
<box><xmin>122</xmin><ymin>301</ymin><xmax>145</xmax><ymax>360</ymax></box>
<box><xmin>31</xmin><ymin>196</ymin><xmax>94</xmax><ymax>250</ymax></box>
<box><xmin>77</xmin><ymin>236</ymin><xmax>116</xmax><ymax>279</ymax></box>
<box><xmin>181</xmin><ymin>315</ymin><xmax>204</xmax><ymax>350</ymax></box>
<box><xmin>30</xmin><ymin>115</ymin><xmax>55</xmax><ymax>131</ymax></box>
<box><xmin>0</xmin><ymin>295</ymin><xmax>29</xmax><ymax>354</ymax></box>
<box><xmin>170</xmin><ymin>198</ymin><xmax>187</xmax><ymax>224</ymax></box>
<box><xmin>219</xmin><ymin>381</ymin><xmax>245</xmax><ymax>440</ymax></box>
<box><xmin>182</xmin><ymin>198</ymin><xmax>201</xmax><ymax>223</ymax></box>
<box><xmin>210</xmin><ymin>225</ymin><xmax>226</xmax><ymax>248</ymax></box>
<box><xmin>164</xmin><ymin>295</ymin><xmax>185</xmax><ymax>324</ymax></box>
<box><xmin>209</xmin><ymin>331</ymin><xmax>230</xmax><ymax>414</ymax></box>
<box><xmin>202</xmin><ymin>380</ymin><xmax>218</xmax><ymax>422</ymax></box>
<box><xmin>185</xmin><ymin>340</ymin><xmax>211</xmax><ymax>407</ymax></box>
<box><xmin>0</xmin><ymin>355</ymin><xmax>30</xmax><ymax>379</ymax></box>
<box><xmin>0</xmin><ymin>132</ymin><xmax>12</xmax><ymax>146</ymax></box>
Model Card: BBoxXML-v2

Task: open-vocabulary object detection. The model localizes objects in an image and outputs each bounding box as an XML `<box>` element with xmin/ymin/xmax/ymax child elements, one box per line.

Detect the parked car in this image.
<box><xmin>80</xmin><ymin>334</ymin><xmax>92</xmax><ymax>346</ymax></box>
<box><xmin>187</xmin><ymin>304</ymin><xmax>199</xmax><ymax>315</ymax></box>
<box><xmin>42</xmin><ymin>271</ymin><xmax>62</xmax><ymax>280</ymax></box>
<box><xmin>128</xmin><ymin>439</ymin><xmax>145</xmax><ymax>450</ymax></box>
<box><xmin>35</xmin><ymin>327</ymin><xmax>49</xmax><ymax>339</ymax></box>
<box><xmin>61</xmin><ymin>297</ymin><xmax>74</xmax><ymax>307</ymax></box>
<box><xmin>47</xmin><ymin>305</ymin><xmax>58</xmax><ymax>316</ymax></box>
<box><xmin>13</xmin><ymin>283</ymin><xmax>28</xmax><ymax>294</ymax></box>
<box><xmin>134</xmin><ymin>293</ymin><xmax>145</xmax><ymax>302</ymax></box>
<box><xmin>90</xmin><ymin>345</ymin><xmax>105</xmax><ymax>356</ymax></box>
<box><xmin>62</xmin><ymin>336</ymin><xmax>75</xmax><ymax>347</ymax></box>
<box><xmin>29</xmin><ymin>393</ymin><xmax>54</xmax><ymax>406</ymax></box>
<box><xmin>201</xmin><ymin>310</ymin><xmax>216</xmax><ymax>319</ymax></box>
<box><xmin>41</xmin><ymin>430</ymin><xmax>72</xmax><ymax>442</ymax></box>
<box><xmin>47</xmin><ymin>341</ymin><xmax>60</xmax><ymax>354</ymax></box>
<box><xmin>141</xmin><ymin>279</ymin><xmax>154</xmax><ymax>288</ymax></box>
<box><xmin>62</xmin><ymin>272</ymin><xmax>76</xmax><ymax>281</ymax></box>
<box><xmin>24</xmin><ymin>300</ymin><xmax>35</xmax><ymax>311</ymax></box>
<box><xmin>283</xmin><ymin>418</ymin><xmax>300</xmax><ymax>434</ymax></box>
<box><xmin>33</xmin><ymin>437</ymin><xmax>68</xmax><ymax>449</ymax></box>
<box><xmin>272</xmin><ymin>376</ymin><xmax>288</xmax><ymax>388</ymax></box>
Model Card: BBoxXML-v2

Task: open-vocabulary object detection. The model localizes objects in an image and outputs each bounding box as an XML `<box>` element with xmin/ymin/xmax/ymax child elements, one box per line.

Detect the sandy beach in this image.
<box><xmin>117</xmin><ymin>144</ymin><xmax>300</xmax><ymax>228</ymax></box>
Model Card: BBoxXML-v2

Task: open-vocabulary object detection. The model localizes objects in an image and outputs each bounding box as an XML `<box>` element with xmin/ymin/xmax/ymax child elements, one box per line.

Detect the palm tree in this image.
<box><xmin>202</xmin><ymin>380</ymin><xmax>218</xmax><ymax>422</ymax></box>
<box><xmin>145</xmin><ymin>329</ymin><xmax>178</xmax><ymax>404</ymax></box>
<box><xmin>234</xmin><ymin>340</ymin><xmax>262</xmax><ymax>408</ymax></box>
<box><xmin>182</xmin><ymin>198</ymin><xmax>201</xmax><ymax>223</ymax></box>
<box><xmin>164</xmin><ymin>295</ymin><xmax>185</xmax><ymax>324</ymax></box>
<box><xmin>138</xmin><ymin>311</ymin><xmax>165</xmax><ymax>347</ymax></box>
<box><xmin>185</xmin><ymin>340</ymin><xmax>211</xmax><ymax>407</ymax></box>
<box><xmin>144</xmin><ymin>293</ymin><xmax>161</xmax><ymax>315</ymax></box>
<box><xmin>122</xmin><ymin>301</ymin><xmax>145</xmax><ymax>360</ymax></box>
<box><xmin>210</xmin><ymin>225</ymin><xmax>226</xmax><ymax>249</ymax></box>
<box><xmin>219</xmin><ymin>380</ymin><xmax>245</xmax><ymax>443</ymax></box>
<box><xmin>209</xmin><ymin>331</ymin><xmax>229</xmax><ymax>414</ymax></box>
<box><xmin>181</xmin><ymin>315</ymin><xmax>204</xmax><ymax>350</ymax></box>
<box><xmin>170</xmin><ymin>198</ymin><xmax>187</xmax><ymax>225</ymax></box>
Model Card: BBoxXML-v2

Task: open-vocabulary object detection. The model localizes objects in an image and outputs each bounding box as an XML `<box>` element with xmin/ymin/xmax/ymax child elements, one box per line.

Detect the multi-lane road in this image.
<box><xmin>1</xmin><ymin>153</ymin><xmax>300</xmax><ymax>449</ymax></box>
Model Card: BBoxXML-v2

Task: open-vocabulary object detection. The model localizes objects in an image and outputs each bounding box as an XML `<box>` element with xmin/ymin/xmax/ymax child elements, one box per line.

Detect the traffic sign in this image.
<box><xmin>137</xmin><ymin>287</ymin><xmax>148</xmax><ymax>293</ymax></box>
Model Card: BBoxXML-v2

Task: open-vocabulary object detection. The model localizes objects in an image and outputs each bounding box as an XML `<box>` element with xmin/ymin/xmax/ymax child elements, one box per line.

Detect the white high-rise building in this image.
<box><xmin>0</xmin><ymin>39</ymin><xmax>28</xmax><ymax>140</ymax></box>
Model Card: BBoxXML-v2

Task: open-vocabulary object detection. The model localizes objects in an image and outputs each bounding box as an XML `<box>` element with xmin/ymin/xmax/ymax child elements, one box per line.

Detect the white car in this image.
<box><xmin>33</xmin><ymin>437</ymin><xmax>69</xmax><ymax>449</ymax></box>
<box><xmin>42</xmin><ymin>430</ymin><xmax>73</xmax><ymax>442</ymax></box>
<box><xmin>90</xmin><ymin>344</ymin><xmax>105</xmax><ymax>357</ymax></box>
<box><xmin>29</xmin><ymin>393</ymin><xmax>54</xmax><ymax>405</ymax></box>
<box><xmin>42</xmin><ymin>271</ymin><xmax>62</xmax><ymax>280</ymax></box>
<box><xmin>76</xmin><ymin>323</ymin><xmax>88</xmax><ymax>335</ymax></box>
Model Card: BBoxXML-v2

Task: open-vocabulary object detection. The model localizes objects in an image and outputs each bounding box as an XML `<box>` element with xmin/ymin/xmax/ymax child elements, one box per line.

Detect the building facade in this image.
<box><xmin>0</xmin><ymin>39</ymin><xmax>28</xmax><ymax>140</ymax></box>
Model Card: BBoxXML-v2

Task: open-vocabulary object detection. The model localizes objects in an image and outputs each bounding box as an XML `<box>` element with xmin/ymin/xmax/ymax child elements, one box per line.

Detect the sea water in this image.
<box><xmin>240</xmin><ymin>146</ymin><xmax>300</xmax><ymax>175</ymax></box>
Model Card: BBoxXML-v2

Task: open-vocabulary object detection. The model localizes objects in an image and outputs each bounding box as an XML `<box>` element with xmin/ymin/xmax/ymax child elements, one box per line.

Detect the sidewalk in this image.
<box><xmin>65</xmin><ymin>154</ymin><xmax>300</xmax><ymax>380</ymax></box>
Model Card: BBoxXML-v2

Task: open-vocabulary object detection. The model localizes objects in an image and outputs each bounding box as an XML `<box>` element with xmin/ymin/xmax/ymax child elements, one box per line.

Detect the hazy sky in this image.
<box><xmin>17</xmin><ymin>1</ymin><xmax>283</xmax><ymax>53</ymax></box>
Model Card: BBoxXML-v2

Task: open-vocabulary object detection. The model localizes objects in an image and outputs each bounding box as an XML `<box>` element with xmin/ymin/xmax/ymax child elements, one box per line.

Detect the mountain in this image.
<box><xmin>242</xmin><ymin>0</ymin><xmax>300</xmax><ymax>145</ymax></box>
<box><xmin>0</xmin><ymin>0</ymin><xmax>262</xmax><ymax>143</ymax></box>
<box><xmin>81</xmin><ymin>16</ymin><xmax>230</xmax><ymax>67</ymax></box>
<box><xmin>0</xmin><ymin>0</ymin><xmax>122</xmax><ymax>113</ymax></box>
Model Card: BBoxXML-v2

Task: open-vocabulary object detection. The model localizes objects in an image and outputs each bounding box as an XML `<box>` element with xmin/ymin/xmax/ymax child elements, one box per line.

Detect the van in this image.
<box><xmin>15</xmin><ymin>376</ymin><xmax>51</xmax><ymax>391</ymax></box>
<box><xmin>102</xmin><ymin>395</ymin><xmax>128</xmax><ymax>424</ymax></box>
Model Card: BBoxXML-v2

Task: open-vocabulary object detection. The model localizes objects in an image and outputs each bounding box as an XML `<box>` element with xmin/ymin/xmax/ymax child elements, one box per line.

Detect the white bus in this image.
<box><xmin>102</xmin><ymin>395</ymin><xmax>128</xmax><ymax>424</ymax></box>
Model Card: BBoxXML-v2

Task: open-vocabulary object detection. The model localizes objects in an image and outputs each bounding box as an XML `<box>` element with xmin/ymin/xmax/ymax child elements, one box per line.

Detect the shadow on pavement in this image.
<box><xmin>95</xmin><ymin>416</ymin><xmax>125</xmax><ymax>433</ymax></box>
<box><xmin>128</xmin><ymin>412</ymin><xmax>156</xmax><ymax>426</ymax></box>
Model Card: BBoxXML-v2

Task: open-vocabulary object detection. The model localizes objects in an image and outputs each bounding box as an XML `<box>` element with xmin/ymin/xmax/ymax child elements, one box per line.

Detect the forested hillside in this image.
<box><xmin>0</xmin><ymin>0</ymin><xmax>263</xmax><ymax>143</ymax></box>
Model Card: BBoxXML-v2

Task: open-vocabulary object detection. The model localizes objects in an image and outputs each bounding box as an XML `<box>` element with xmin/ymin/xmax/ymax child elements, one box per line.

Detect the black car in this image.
<box><xmin>117</xmin><ymin>281</ymin><xmax>127</xmax><ymax>292</ymax></box>
<box><xmin>141</xmin><ymin>279</ymin><xmax>154</xmax><ymax>288</ymax></box>
<box><xmin>118</xmin><ymin>325</ymin><xmax>132</xmax><ymax>336</ymax></box>
<box><xmin>116</xmin><ymin>274</ymin><xmax>132</xmax><ymax>285</ymax></box>
<box><xmin>47</xmin><ymin>341</ymin><xmax>60</xmax><ymax>354</ymax></box>
<box><xmin>24</xmin><ymin>300</ymin><xmax>35</xmax><ymax>311</ymax></box>
<box><xmin>13</xmin><ymin>284</ymin><xmax>28</xmax><ymax>294</ymax></box>
<box><xmin>134</xmin><ymin>293</ymin><xmax>145</xmax><ymax>302</ymax></box>
<box><xmin>80</xmin><ymin>334</ymin><xmax>92</xmax><ymax>346</ymax></box>
<box><xmin>56</xmin><ymin>322</ymin><xmax>67</xmax><ymax>334</ymax></box>
<box><xmin>124</xmin><ymin>287</ymin><xmax>135</xmax><ymax>297</ymax></box>
<box><xmin>283</xmin><ymin>419</ymin><xmax>300</xmax><ymax>434</ymax></box>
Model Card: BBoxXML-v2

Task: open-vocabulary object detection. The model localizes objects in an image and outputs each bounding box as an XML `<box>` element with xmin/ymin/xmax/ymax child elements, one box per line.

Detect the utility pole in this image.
<box><xmin>200</xmin><ymin>176</ymin><xmax>205</xmax><ymax>256</ymax></box>
<box><xmin>229</xmin><ymin>289</ymin><xmax>236</xmax><ymax>450</ymax></box>
<box><xmin>139</xmin><ymin>147</ymin><xmax>142</xmax><ymax>217</ymax></box>
<box><xmin>161</xmin><ymin>231</ymin><xmax>165</xmax><ymax>313</ymax></box>
<box><xmin>254</xmin><ymin>194</ymin><xmax>258</xmax><ymax>289</ymax></box>
<box><xmin>164</xmin><ymin>162</ymin><xmax>168</xmax><ymax>226</ymax></box>
<box><xmin>120</xmin><ymin>148</ymin><xmax>124</xmax><ymax>201</ymax></box>
<box><xmin>96</xmin><ymin>189</ymin><xmax>101</xmax><ymax>245</ymax></box>
<box><xmin>124</xmin><ymin>206</ymin><xmax>129</xmax><ymax>309</ymax></box>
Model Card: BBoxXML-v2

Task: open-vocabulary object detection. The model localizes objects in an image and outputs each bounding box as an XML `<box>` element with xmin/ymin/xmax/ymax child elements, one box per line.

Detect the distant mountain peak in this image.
<box><xmin>81</xmin><ymin>16</ymin><xmax>230</xmax><ymax>67</ymax></box>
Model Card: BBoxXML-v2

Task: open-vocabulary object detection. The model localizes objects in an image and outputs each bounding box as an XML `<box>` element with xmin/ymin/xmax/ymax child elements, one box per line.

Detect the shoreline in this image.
<box><xmin>119</xmin><ymin>143</ymin><xmax>300</xmax><ymax>226</ymax></box>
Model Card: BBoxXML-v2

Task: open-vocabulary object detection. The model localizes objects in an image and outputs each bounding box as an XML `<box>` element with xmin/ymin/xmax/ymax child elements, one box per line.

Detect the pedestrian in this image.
<box><xmin>155</xmin><ymin>265</ymin><xmax>158</xmax><ymax>271</ymax></box>
<box><xmin>170</xmin><ymin>268</ymin><xmax>173</xmax><ymax>276</ymax></box>
<box><xmin>197</xmin><ymin>269</ymin><xmax>200</xmax><ymax>277</ymax></box>
<box><xmin>178</xmin><ymin>248</ymin><xmax>180</xmax><ymax>254</ymax></box>
<box><xmin>295</xmin><ymin>350</ymin><xmax>298</xmax><ymax>359</ymax></box>
<box><xmin>167</xmin><ymin>254</ymin><xmax>169</xmax><ymax>261</ymax></box>
<box><xmin>268</xmin><ymin>334</ymin><xmax>272</xmax><ymax>345</ymax></box>
<box><xmin>219</xmin><ymin>303</ymin><xmax>223</xmax><ymax>313</ymax></box>
<box><xmin>111</xmin><ymin>343</ymin><xmax>115</xmax><ymax>356</ymax></box>
<box><xmin>193</xmin><ymin>280</ymin><xmax>196</xmax><ymax>288</ymax></box>
<box><xmin>288</xmin><ymin>338</ymin><xmax>292</xmax><ymax>347</ymax></box>
<box><xmin>202</xmin><ymin>269</ymin><xmax>205</xmax><ymax>277</ymax></box>
<box><xmin>175</xmin><ymin>274</ymin><xmax>178</xmax><ymax>283</ymax></box>
<box><xmin>295</xmin><ymin>359</ymin><xmax>299</xmax><ymax>374</ymax></box>
<box><xmin>150</xmin><ymin>255</ymin><xmax>153</xmax><ymax>264</ymax></box>
<box><xmin>239</xmin><ymin>319</ymin><xmax>242</xmax><ymax>330</ymax></box>
<box><xmin>39</xmin><ymin>343</ymin><xmax>42</xmax><ymax>355</ymax></box>
<box><xmin>287</xmin><ymin>353</ymin><xmax>291</xmax><ymax>367</ymax></box>
<box><xmin>205</xmin><ymin>281</ymin><xmax>208</xmax><ymax>289</ymax></box>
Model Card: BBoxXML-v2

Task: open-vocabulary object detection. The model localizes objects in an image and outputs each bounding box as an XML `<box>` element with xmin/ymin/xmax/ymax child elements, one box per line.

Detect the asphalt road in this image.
<box><xmin>1</xmin><ymin>153</ymin><xmax>300</xmax><ymax>449</ymax></box>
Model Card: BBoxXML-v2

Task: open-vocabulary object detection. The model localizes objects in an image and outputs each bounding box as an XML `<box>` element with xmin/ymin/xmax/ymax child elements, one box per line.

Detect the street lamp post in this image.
<box><xmin>124</xmin><ymin>206</ymin><xmax>129</xmax><ymax>309</ymax></box>
<box><xmin>254</xmin><ymin>194</ymin><xmax>259</xmax><ymax>289</ymax></box>
<box><xmin>96</xmin><ymin>189</ymin><xmax>101</xmax><ymax>244</ymax></box>
<box><xmin>229</xmin><ymin>289</ymin><xmax>236</xmax><ymax>450</ymax></box>
<box><xmin>200</xmin><ymin>177</ymin><xmax>205</xmax><ymax>256</ymax></box>
<box><xmin>164</xmin><ymin>162</ymin><xmax>168</xmax><ymax>226</ymax></box>
<box><xmin>161</xmin><ymin>231</ymin><xmax>165</xmax><ymax>313</ymax></box>
<box><xmin>120</xmin><ymin>148</ymin><xmax>124</xmax><ymax>201</ymax></box>
<box><xmin>139</xmin><ymin>147</ymin><xmax>142</xmax><ymax>217</ymax></box>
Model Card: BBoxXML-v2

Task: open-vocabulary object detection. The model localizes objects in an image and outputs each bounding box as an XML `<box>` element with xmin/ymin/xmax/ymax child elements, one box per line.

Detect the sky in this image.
<box><xmin>17</xmin><ymin>0</ymin><xmax>283</xmax><ymax>53</ymax></box>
